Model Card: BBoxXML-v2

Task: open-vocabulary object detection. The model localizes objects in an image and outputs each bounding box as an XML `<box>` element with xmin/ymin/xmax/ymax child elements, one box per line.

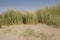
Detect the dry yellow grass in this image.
<box><xmin>0</xmin><ymin>4</ymin><xmax>60</xmax><ymax>28</ymax></box>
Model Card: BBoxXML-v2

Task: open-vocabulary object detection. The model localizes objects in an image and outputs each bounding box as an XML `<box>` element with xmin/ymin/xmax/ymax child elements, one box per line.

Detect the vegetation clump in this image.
<box><xmin>0</xmin><ymin>4</ymin><xmax>60</xmax><ymax>28</ymax></box>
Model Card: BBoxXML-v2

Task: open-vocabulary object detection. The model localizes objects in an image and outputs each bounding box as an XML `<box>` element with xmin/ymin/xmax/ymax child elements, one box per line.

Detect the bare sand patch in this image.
<box><xmin>0</xmin><ymin>24</ymin><xmax>60</xmax><ymax>40</ymax></box>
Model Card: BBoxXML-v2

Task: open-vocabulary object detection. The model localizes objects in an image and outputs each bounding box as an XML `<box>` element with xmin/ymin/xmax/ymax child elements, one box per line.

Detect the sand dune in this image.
<box><xmin>0</xmin><ymin>24</ymin><xmax>60</xmax><ymax>40</ymax></box>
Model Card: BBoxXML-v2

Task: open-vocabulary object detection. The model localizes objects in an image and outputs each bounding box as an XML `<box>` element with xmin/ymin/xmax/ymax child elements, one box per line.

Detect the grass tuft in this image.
<box><xmin>0</xmin><ymin>4</ymin><xmax>60</xmax><ymax>27</ymax></box>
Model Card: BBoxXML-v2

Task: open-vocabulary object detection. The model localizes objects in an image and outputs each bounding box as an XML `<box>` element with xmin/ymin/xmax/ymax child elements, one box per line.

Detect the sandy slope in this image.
<box><xmin>0</xmin><ymin>24</ymin><xmax>60</xmax><ymax>40</ymax></box>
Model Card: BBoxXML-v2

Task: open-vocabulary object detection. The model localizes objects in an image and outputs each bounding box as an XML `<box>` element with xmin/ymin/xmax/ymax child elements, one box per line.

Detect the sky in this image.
<box><xmin>0</xmin><ymin>0</ymin><xmax>60</xmax><ymax>12</ymax></box>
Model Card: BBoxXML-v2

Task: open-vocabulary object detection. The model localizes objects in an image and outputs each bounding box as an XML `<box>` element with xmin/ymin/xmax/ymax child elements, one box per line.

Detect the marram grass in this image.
<box><xmin>0</xmin><ymin>4</ymin><xmax>60</xmax><ymax>28</ymax></box>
